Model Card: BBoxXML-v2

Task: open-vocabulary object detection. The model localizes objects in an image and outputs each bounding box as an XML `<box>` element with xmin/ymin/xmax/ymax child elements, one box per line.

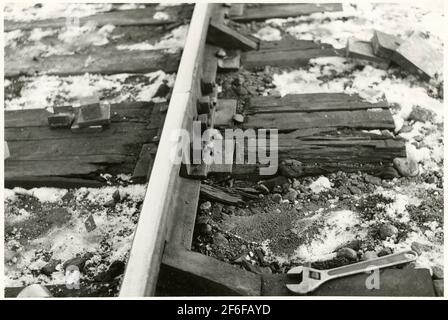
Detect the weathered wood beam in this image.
<box><xmin>4</xmin><ymin>5</ymin><xmax>194</xmax><ymax>31</ymax></box>
<box><xmin>157</xmin><ymin>245</ymin><xmax>262</xmax><ymax>296</ymax></box>
<box><xmin>230</xmin><ymin>3</ymin><xmax>343</xmax><ymax>22</ymax></box>
<box><xmin>200</xmin><ymin>184</ymin><xmax>244</xmax><ymax>206</ymax></box>
<box><xmin>166</xmin><ymin>177</ymin><xmax>201</xmax><ymax>249</ymax></box>
<box><xmin>371</xmin><ymin>30</ymin><xmax>403</xmax><ymax>60</ymax></box>
<box><xmin>4</xmin><ymin>176</ymin><xmax>105</xmax><ymax>189</ymax></box>
<box><xmin>242</xmin><ymin>47</ymin><xmax>340</xmax><ymax>69</ymax></box>
<box><xmin>247</xmin><ymin>93</ymin><xmax>389</xmax><ymax>114</ymax></box>
<box><xmin>5</xmin><ymin>49</ymin><xmax>180</xmax><ymax>78</ymax></box>
<box><xmin>132</xmin><ymin>144</ymin><xmax>157</xmax><ymax>182</ymax></box>
<box><xmin>346</xmin><ymin>37</ymin><xmax>389</xmax><ymax>67</ymax></box>
<box><xmin>207</xmin><ymin>20</ymin><xmax>258</xmax><ymax>51</ymax></box>
<box><xmin>243</xmin><ymin>109</ymin><xmax>396</xmax><ymax>132</ymax></box>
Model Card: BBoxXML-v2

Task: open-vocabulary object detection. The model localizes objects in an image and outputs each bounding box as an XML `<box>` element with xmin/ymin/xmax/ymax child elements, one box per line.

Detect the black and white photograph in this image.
<box><xmin>2</xmin><ymin>1</ymin><xmax>445</xmax><ymax>302</ymax></box>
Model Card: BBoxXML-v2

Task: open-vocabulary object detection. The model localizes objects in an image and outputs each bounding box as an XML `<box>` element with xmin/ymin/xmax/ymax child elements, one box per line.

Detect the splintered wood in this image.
<box><xmin>241</xmin><ymin>93</ymin><xmax>406</xmax><ymax>177</ymax></box>
<box><xmin>346</xmin><ymin>37</ymin><xmax>388</xmax><ymax>67</ymax></box>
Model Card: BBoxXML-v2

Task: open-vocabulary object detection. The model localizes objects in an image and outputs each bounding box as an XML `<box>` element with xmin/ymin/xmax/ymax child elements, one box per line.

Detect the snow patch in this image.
<box><xmin>292</xmin><ymin>210</ymin><xmax>361</xmax><ymax>262</ymax></box>
<box><xmin>153</xmin><ymin>12</ymin><xmax>170</xmax><ymax>21</ymax></box>
<box><xmin>253</xmin><ymin>27</ymin><xmax>282</xmax><ymax>42</ymax></box>
<box><xmin>4</xmin><ymin>3</ymin><xmax>113</xmax><ymax>22</ymax></box>
<box><xmin>309</xmin><ymin>177</ymin><xmax>332</xmax><ymax>194</ymax></box>
<box><xmin>30</xmin><ymin>188</ymin><xmax>68</xmax><ymax>203</ymax></box>
<box><xmin>5</xmin><ymin>71</ymin><xmax>175</xmax><ymax>111</ymax></box>
<box><xmin>28</xmin><ymin>28</ymin><xmax>58</xmax><ymax>42</ymax></box>
<box><xmin>5</xmin><ymin>29</ymin><xmax>24</xmax><ymax>48</ymax></box>
<box><xmin>116</xmin><ymin>25</ymin><xmax>188</xmax><ymax>53</ymax></box>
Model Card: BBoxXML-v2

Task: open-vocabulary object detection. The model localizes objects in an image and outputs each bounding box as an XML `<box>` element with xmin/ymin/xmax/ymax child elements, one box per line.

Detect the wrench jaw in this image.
<box><xmin>286</xmin><ymin>266</ymin><xmax>325</xmax><ymax>295</ymax></box>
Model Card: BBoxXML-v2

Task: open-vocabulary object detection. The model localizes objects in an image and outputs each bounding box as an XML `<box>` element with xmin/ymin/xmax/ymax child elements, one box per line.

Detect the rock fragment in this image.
<box><xmin>379</xmin><ymin>223</ymin><xmax>398</xmax><ymax>240</ymax></box>
<box><xmin>393</xmin><ymin>157</ymin><xmax>419</xmax><ymax>177</ymax></box>
<box><xmin>337</xmin><ymin>247</ymin><xmax>358</xmax><ymax>260</ymax></box>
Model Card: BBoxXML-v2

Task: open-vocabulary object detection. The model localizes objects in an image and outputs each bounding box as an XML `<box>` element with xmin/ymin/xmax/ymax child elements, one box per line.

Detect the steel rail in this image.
<box><xmin>119</xmin><ymin>3</ymin><xmax>212</xmax><ymax>297</ymax></box>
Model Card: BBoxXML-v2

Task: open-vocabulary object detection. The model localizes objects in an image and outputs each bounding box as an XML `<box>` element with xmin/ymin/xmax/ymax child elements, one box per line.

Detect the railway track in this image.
<box><xmin>119</xmin><ymin>3</ymin><xmax>428</xmax><ymax>297</ymax></box>
<box><xmin>5</xmin><ymin>3</ymin><xmax>440</xmax><ymax>297</ymax></box>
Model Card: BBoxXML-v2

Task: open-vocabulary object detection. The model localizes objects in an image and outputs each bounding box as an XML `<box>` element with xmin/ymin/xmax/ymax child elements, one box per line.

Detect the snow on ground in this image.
<box><xmin>3</xmin><ymin>3</ymin><xmax>151</xmax><ymax>22</ymax></box>
<box><xmin>253</xmin><ymin>26</ymin><xmax>282</xmax><ymax>42</ymax></box>
<box><xmin>5</xmin><ymin>71</ymin><xmax>175</xmax><ymax>111</ymax></box>
<box><xmin>4</xmin><ymin>3</ymin><xmax>114</xmax><ymax>22</ymax></box>
<box><xmin>6</xmin><ymin>21</ymin><xmax>117</xmax><ymax>56</ymax></box>
<box><xmin>5</xmin><ymin>185</ymin><xmax>147</xmax><ymax>287</ymax></box>
<box><xmin>290</xmin><ymin>210</ymin><xmax>364</xmax><ymax>262</ymax></box>
<box><xmin>265</xmin><ymin>3</ymin><xmax>444</xmax><ymax>50</ymax></box>
<box><xmin>116</xmin><ymin>24</ymin><xmax>189</xmax><ymax>53</ymax></box>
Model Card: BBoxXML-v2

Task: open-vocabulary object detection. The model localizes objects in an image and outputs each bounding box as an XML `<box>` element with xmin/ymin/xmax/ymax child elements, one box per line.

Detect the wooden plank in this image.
<box><xmin>4</xmin><ymin>102</ymin><xmax>161</xmax><ymax>182</ymax></box>
<box><xmin>119</xmin><ymin>3</ymin><xmax>212</xmax><ymax>297</ymax></box>
<box><xmin>5</xmin><ymin>123</ymin><xmax>157</xmax><ymax>142</ymax></box>
<box><xmin>200</xmin><ymin>184</ymin><xmax>244</xmax><ymax>206</ymax></box>
<box><xmin>346</xmin><ymin>37</ymin><xmax>389</xmax><ymax>66</ymax></box>
<box><xmin>247</xmin><ymin>93</ymin><xmax>389</xmax><ymax>114</ymax></box>
<box><xmin>242</xmin><ymin>47</ymin><xmax>340</xmax><ymax>69</ymax></box>
<box><xmin>270</xmin><ymin>139</ymin><xmax>406</xmax><ymax>163</ymax></box>
<box><xmin>157</xmin><ymin>245</ymin><xmax>261</xmax><ymax>296</ymax></box>
<box><xmin>392</xmin><ymin>33</ymin><xmax>443</xmax><ymax>81</ymax></box>
<box><xmin>372</xmin><ymin>30</ymin><xmax>403</xmax><ymax>60</ymax></box>
<box><xmin>231</xmin><ymin>3</ymin><xmax>343</xmax><ymax>22</ymax></box>
<box><xmin>132</xmin><ymin>144</ymin><xmax>157</xmax><ymax>182</ymax></box>
<box><xmin>6</xmin><ymin>49</ymin><xmax>181</xmax><ymax>78</ymax></box>
<box><xmin>5</xmin><ymin>176</ymin><xmax>104</xmax><ymax>189</ymax></box>
<box><xmin>166</xmin><ymin>177</ymin><xmax>201</xmax><ymax>249</ymax></box>
<box><xmin>243</xmin><ymin>109</ymin><xmax>396</xmax><ymax>131</ymax></box>
<box><xmin>5</xmin><ymin>159</ymin><xmax>124</xmax><ymax>178</ymax></box>
<box><xmin>5</xmin><ymin>5</ymin><xmax>194</xmax><ymax>31</ymax></box>
<box><xmin>7</xmin><ymin>134</ymin><xmax>147</xmax><ymax>160</ymax></box>
<box><xmin>259</xmin><ymin>38</ymin><xmax>332</xmax><ymax>52</ymax></box>
<box><xmin>262</xmin><ymin>269</ymin><xmax>435</xmax><ymax>296</ymax></box>
<box><xmin>207</xmin><ymin>20</ymin><xmax>259</xmax><ymax>51</ymax></box>
<box><xmin>5</xmin><ymin>102</ymin><xmax>156</xmax><ymax>128</ymax></box>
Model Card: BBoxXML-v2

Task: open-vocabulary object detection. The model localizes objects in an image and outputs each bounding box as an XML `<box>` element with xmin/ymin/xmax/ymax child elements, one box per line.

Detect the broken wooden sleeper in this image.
<box><xmin>345</xmin><ymin>37</ymin><xmax>389</xmax><ymax>67</ymax></box>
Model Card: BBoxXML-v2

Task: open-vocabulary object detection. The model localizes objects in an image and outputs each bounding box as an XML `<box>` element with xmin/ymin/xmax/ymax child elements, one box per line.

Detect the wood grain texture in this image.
<box><xmin>6</xmin><ymin>49</ymin><xmax>181</xmax><ymax>77</ymax></box>
<box><xmin>157</xmin><ymin>245</ymin><xmax>261</xmax><ymax>296</ymax></box>
<box><xmin>230</xmin><ymin>3</ymin><xmax>342</xmax><ymax>22</ymax></box>
<box><xmin>5</xmin><ymin>102</ymin><xmax>163</xmax><ymax>181</ymax></box>
<box><xmin>243</xmin><ymin>109</ymin><xmax>396</xmax><ymax>131</ymax></box>
<box><xmin>5</xmin><ymin>5</ymin><xmax>194</xmax><ymax>31</ymax></box>
<box><xmin>166</xmin><ymin>177</ymin><xmax>201</xmax><ymax>249</ymax></box>
<box><xmin>247</xmin><ymin>93</ymin><xmax>388</xmax><ymax>114</ymax></box>
<box><xmin>372</xmin><ymin>30</ymin><xmax>403</xmax><ymax>60</ymax></box>
<box><xmin>207</xmin><ymin>21</ymin><xmax>259</xmax><ymax>51</ymax></box>
<box><xmin>242</xmin><ymin>46</ymin><xmax>340</xmax><ymax>69</ymax></box>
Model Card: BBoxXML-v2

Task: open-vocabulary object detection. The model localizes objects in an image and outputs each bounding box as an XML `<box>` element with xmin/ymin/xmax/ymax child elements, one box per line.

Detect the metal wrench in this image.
<box><xmin>286</xmin><ymin>250</ymin><xmax>418</xmax><ymax>294</ymax></box>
